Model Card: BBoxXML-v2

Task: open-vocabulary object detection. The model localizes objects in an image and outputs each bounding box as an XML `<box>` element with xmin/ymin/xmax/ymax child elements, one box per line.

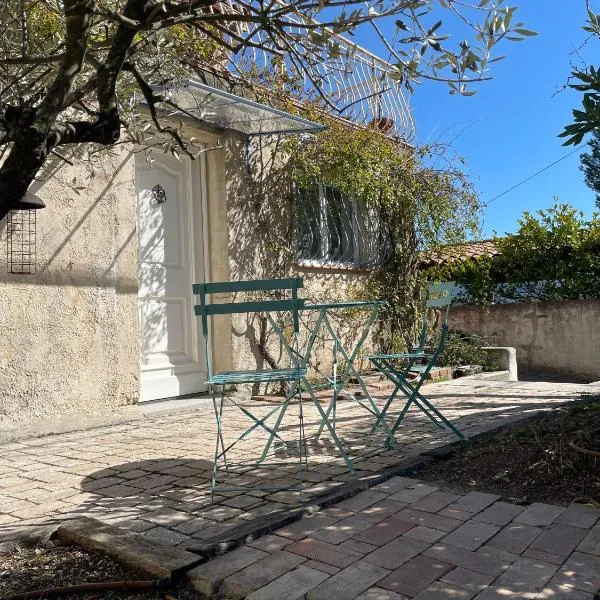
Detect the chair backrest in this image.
<box><xmin>192</xmin><ymin>277</ymin><xmax>305</xmax><ymax>339</ymax></box>
<box><xmin>414</xmin><ymin>281</ymin><xmax>457</xmax><ymax>352</ymax></box>
<box><xmin>425</xmin><ymin>281</ymin><xmax>456</xmax><ymax>322</ymax></box>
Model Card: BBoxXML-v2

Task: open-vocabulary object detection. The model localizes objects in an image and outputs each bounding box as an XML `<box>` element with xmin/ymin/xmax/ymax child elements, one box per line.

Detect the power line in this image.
<box><xmin>486</xmin><ymin>146</ymin><xmax>582</xmax><ymax>206</ymax></box>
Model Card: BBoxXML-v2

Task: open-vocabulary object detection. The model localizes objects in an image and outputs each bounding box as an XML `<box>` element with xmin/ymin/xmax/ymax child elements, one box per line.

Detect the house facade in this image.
<box><xmin>0</xmin><ymin>35</ymin><xmax>413</xmax><ymax>440</ymax></box>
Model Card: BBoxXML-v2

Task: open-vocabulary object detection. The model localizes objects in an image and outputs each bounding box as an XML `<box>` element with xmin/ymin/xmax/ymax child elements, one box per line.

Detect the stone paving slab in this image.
<box><xmin>3</xmin><ymin>379</ymin><xmax>600</xmax><ymax>599</ymax></box>
<box><xmin>190</xmin><ymin>476</ymin><xmax>600</xmax><ymax>600</ymax></box>
<box><xmin>1</xmin><ymin>378</ymin><xmax>594</xmax><ymax>554</ymax></box>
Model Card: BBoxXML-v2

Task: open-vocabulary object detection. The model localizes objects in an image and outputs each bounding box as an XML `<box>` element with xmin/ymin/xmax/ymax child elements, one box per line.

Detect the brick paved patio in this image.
<box><xmin>186</xmin><ymin>477</ymin><xmax>600</xmax><ymax>599</ymax></box>
<box><xmin>1</xmin><ymin>377</ymin><xmax>598</xmax><ymax>565</ymax></box>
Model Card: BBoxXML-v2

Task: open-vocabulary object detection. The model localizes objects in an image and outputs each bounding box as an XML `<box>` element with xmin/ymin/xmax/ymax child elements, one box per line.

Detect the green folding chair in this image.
<box><xmin>369</xmin><ymin>282</ymin><xmax>467</xmax><ymax>448</ymax></box>
<box><xmin>192</xmin><ymin>278</ymin><xmax>308</xmax><ymax>498</ymax></box>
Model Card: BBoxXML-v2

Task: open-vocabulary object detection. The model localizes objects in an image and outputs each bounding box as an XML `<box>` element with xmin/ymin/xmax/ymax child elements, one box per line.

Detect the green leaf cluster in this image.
<box><xmin>438</xmin><ymin>332</ymin><xmax>499</xmax><ymax>372</ymax></box>
<box><xmin>427</xmin><ymin>203</ymin><xmax>600</xmax><ymax>305</ymax></box>
<box><xmin>291</xmin><ymin>120</ymin><xmax>482</xmax><ymax>351</ymax></box>
<box><xmin>561</xmin><ymin>9</ymin><xmax>600</xmax><ymax>145</ymax></box>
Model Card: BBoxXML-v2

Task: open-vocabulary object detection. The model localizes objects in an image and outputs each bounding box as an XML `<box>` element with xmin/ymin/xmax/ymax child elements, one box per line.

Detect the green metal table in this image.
<box><xmin>267</xmin><ymin>300</ymin><xmax>392</xmax><ymax>472</ymax></box>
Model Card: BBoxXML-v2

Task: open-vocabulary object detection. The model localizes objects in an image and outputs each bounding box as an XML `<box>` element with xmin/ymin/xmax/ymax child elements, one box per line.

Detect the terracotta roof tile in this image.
<box><xmin>420</xmin><ymin>239</ymin><xmax>499</xmax><ymax>267</ymax></box>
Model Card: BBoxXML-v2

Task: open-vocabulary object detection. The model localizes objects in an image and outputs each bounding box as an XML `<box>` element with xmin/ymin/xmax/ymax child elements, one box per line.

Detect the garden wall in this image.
<box><xmin>450</xmin><ymin>299</ymin><xmax>600</xmax><ymax>381</ymax></box>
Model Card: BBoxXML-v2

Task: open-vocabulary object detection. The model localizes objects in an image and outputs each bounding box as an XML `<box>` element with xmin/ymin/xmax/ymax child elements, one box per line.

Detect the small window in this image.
<box><xmin>294</xmin><ymin>183</ymin><xmax>391</xmax><ymax>268</ymax></box>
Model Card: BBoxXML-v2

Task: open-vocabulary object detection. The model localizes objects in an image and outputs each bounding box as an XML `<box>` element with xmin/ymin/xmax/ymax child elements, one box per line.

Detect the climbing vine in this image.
<box><xmin>290</xmin><ymin>120</ymin><xmax>481</xmax><ymax>351</ymax></box>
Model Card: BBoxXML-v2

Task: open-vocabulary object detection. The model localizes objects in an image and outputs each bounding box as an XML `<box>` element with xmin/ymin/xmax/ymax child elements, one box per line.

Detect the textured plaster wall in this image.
<box><xmin>0</xmin><ymin>149</ymin><xmax>139</xmax><ymax>436</ymax></box>
<box><xmin>222</xmin><ymin>135</ymin><xmax>374</xmax><ymax>380</ymax></box>
<box><xmin>450</xmin><ymin>300</ymin><xmax>600</xmax><ymax>381</ymax></box>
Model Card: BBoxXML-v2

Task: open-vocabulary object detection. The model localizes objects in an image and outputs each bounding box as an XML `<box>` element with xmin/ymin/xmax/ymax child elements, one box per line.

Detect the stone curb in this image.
<box><xmin>54</xmin><ymin>516</ymin><xmax>203</xmax><ymax>579</ymax></box>
<box><xmin>186</xmin><ymin>393</ymin><xmax>598</xmax><ymax>562</ymax></box>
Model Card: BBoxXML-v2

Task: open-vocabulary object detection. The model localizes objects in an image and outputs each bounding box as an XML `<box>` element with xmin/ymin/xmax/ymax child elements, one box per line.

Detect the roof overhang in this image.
<box><xmin>160</xmin><ymin>79</ymin><xmax>326</xmax><ymax>137</ymax></box>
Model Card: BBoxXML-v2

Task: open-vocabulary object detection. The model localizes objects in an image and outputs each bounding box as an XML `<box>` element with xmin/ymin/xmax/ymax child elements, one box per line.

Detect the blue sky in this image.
<box><xmin>359</xmin><ymin>1</ymin><xmax>598</xmax><ymax>238</ymax></box>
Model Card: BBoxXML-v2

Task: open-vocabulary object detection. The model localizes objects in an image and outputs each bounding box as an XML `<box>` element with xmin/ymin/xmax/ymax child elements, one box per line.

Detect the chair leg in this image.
<box><xmin>211</xmin><ymin>386</ymin><xmax>227</xmax><ymax>501</ymax></box>
<box><xmin>395</xmin><ymin>378</ymin><xmax>443</xmax><ymax>428</ymax></box>
<box><xmin>371</xmin><ymin>384</ymin><xmax>401</xmax><ymax>433</ymax></box>
<box><xmin>389</xmin><ymin>382</ymin><xmax>466</xmax><ymax>441</ymax></box>
<box><xmin>411</xmin><ymin>389</ymin><xmax>467</xmax><ymax>440</ymax></box>
<box><xmin>257</xmin><ymin>383</ymin><xmax>297</xmax><ymax>463</ymax></box>
<box><xmin>304</xmin><ymin>378</ymin><xmax>355</xmax><ymax>474</ymax></box>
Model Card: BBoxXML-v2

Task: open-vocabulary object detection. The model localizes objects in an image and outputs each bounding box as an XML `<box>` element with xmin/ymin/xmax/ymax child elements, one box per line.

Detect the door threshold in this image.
<box><xmin>140</xmin><ymin>393</ymin><xmax>213</xmax><ymax>417</ymax></box>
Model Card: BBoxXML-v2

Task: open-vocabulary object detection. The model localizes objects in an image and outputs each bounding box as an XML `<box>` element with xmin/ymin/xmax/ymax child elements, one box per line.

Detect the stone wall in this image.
<box><xmin>0</xmin><ymin>149</ymin><xmax>140</xmax><ymax>437</ymax></box>
<box><xmin>449</xmin><ymin>300</ymin><xmax>600</xmax><ymax>381</ymax></box>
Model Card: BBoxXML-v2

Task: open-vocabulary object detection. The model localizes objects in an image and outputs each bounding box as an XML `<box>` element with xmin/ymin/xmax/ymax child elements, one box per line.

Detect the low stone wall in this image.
<box><xmin>449</xmin><ymin>300</ymin><xmax>600</xmax><ymax>382</ymax></box>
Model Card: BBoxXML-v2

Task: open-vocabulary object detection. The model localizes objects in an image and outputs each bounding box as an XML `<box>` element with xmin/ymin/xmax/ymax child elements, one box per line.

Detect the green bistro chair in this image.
<box><xmin>368</xmin><ymin>282</ymin><xmax>467</xmax><ymax>448</ymax></box>
<box><xmin>192</xmin><ymin>278</ymin><xmax>308</xmax><ymax>498</ymax></box>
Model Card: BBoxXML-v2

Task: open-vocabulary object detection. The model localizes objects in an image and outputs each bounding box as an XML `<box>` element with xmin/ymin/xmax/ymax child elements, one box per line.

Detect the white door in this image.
<box><xmin>135</xmin><ymin>152</ymin><xmax>207</xmax><ymax>401</ymax></box>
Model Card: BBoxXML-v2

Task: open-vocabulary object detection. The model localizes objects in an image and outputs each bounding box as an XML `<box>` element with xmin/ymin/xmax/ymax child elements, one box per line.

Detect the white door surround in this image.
<box><xmin>135</xmin><ymin>152</ymin><xmax>208</xmax><ymax>402</ymax></box>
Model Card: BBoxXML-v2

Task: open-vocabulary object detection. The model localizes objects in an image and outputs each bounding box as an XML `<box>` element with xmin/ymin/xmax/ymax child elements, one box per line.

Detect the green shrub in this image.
<box><xmin>438</xmin><ymin>331</ymin><xmax>499</xmax><ymax>371</ymax></box>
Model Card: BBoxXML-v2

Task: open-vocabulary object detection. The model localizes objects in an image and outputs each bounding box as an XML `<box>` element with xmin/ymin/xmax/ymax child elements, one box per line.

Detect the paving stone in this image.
<box><xmin>277</xmin><ymin>514</ymin><xmax>339</xmax><ymax>540</ymax></box>
<box><xmin>441</xmin><ymin>521</ymin><xmax>500</xmax><ymax>551</ymax></box>
<box><xmin>556</xmin><ymin>504</ymin><xmax>600</xmax><ymax>530</ymax></box>
<box><xmin>526</xmin><ymin>547</ymin><xmax>571</xmax><ymax>568</ymax></box>
<box><xmin>403</xmin><ymin>526</ymin><xmax>445</xmax><ymax>543</ymax></box>
<box><xmin>414</xmin><ymin>491</ymin><xmax>460</xmax><ymax>514</ymax></box>
<box><xmin>199</xmin><ymin>505</ymin><xmax>245</xmax><ymax>523</ymax></box>
<box><xmin>536</xmin><ymin>582</ymin><xmax>595</xmax><ymax>599</ymax></box>
<box><xmin>424</xmin><ymin>544</ymin><xmax>509</xmax><ymax>577</ymax></box>
<box><xmin>552</xmin><ymin>551</ymin><xmax>600</xmax><ymax>593</ymax></box>
<box><xmin>353</xmin><ymin>517</ymin><xmax>414</xmax><ymax>546</ymax></box>
<box><xmin>438</xmin><ymin>507</ymin><xmax>473</xmax><ymax>521</ymax></box>
<box><xmin>307</xmin><ymin>559</ymin><xmax>390</xmax><ymax>600</ymax></box>
<box><xmin>413</xmin><ymin>581</ymin><xmax>475</xmax><ymax>599</ymax></box>
<box><xmin>361</xmin><ymin>500</ymin><xmax>407</xmax><ymax>523</ymax></box>
<box><xmin>473</xmin><ymin>502</ymin><xmax>525</xmax><ymax>526</ymax></box>
<box><xmin>388</xmin><ymin>483</ymin><xmax>439</xmax><ymax>504</ymax></box>
<box><xmin>340</xmin><ymin>538</ymin><xmax>378</xmax><ymax>555</ymax></box>
<box><xmin>187</xmin><ymin>546</ymin><xmax>267</xmax><ymax>597</ymax></box>
<box><xmin>493</xmin><ymin>557</ymin><xmax>557</xmax><ymax>596</ymax></box>
<box><xmin>286</xmin><ymin>537</ymin><xmax>363</xmax><ymax>568</ymax></box>
<box><xmin>486</xmin><ymin>522</ymin><xmax>542</xmax><ymax>554</ymax></box>
<box><xmin>355</xmin><ymin>587</ymin><xmax>407</xmax><ymax>600</ymax></box>
<box><xmin>440</xmin><ymin>567</ymin><xmax>494</xmax><ymax>593</ymax></box>
<box><xmin>514</xmin><ymin>503</ymin><xmax>565</xmax><ymax>527</ymax></box>
<box><xmin>303</xmin><ymin>560</ymin><xmax>340</xmax><ymax>575</ymax></box>
<box><xmin>576</xmin><ymin>523</ymin><xmax>600</xmax><ymax>556</ymax></box>
<box><xmin>336</xmin><ymin>490</ymin><xmax>389</xmax><ymax>512</ymax></box>
<box><xmin>142</xmin><ymin>527</ymin><xmax>191</xmax><ymax>547</ymax></box>
<box><xmin>392</xmin><ymin>507</ymin><xmax>462</xmax><ymax>532</ymax></box>
<box><xmin>220</xmin><ymin>550</ymin><xmax>306</xmax><ymax>599</ymax></box>
<box><xmin>473</xmin><ymin>586</ymin><xmax>520</xmax><ymax>599</ymax></box>
<box><xmin>371</xmin><ymin>476</ymin><xmax>415</xmax><ymax>494</ymax></box>
<box><xmin>449</xmin><ymin>492</ymin><xmax>500</xmax><ymax>515</ymax></box>
<box><xmin>364</xmin><ymin>536</ymin><xmax>430</xmax><ymax>570</ymax></box>
<box><xmin>55</xmin><ymin>517</ymin><xmax>200</xmax><ymax>579</ymax></box>
<box><xmin>248</xmin><ymin>534</ymin><xmax>294</xmax><ymax>553</ymax></box>
<box><xmin>529</xmin><ymin>524</ymin><xmax>587</xmax><ymax>558</ymax></box>
<box><xmin>222</xmin><ymin>494</ymin><xmax>264</xmax><ymax>510</ymax></box>
<box><xmin>245</xmin><ymin>565</ymin><xmax>329</xmax><ymax>600</ymax></box>
<box><xmin>313</xmin><ymin>515</ymin><xmax>374</xmax><ymax>545</ymax></box>
<box><xmin>377</xmin><ymin>554</ymin><xmax>453</xmax><ymax>597</ymax></box>
<box><xmin>144</xmin><ymin>509</ymin><xmax>193</xmax><ymax>527</ymax></box>
<box><xmin>173</xmin><ymin>518</ymin><xmax>210</xmax><ymax>535</ymax></box>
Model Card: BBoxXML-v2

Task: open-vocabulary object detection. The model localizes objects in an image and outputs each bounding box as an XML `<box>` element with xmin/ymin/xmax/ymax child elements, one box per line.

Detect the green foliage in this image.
<box><xmin>581</xmin><ymin>129</ymin><xmax>600</xmax><ymax>209</ymax></box>
<box><xmin>291</xmin><ymin>121</ymin><xmax>482</xmax><ymax>350</ymax></box>
<box><xmin>438</xmin><ymin>332</ymin><xmax>499</xmax><ymax>372</ymax></box>
<box><xmin>427</xmin><ymin>203</ymin><xmax>600</xmax><ymax>305</ymax></box>
<box><xmin>561</xmin><ymin>9</ymin><xmax>600</xmax><ymax>145</ymax></box>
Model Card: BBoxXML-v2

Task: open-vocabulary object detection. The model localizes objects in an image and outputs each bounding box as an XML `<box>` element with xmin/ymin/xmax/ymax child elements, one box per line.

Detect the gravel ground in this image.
<box><xmin>0</xmin><ymin>541</ymin><xmax>199</xmax><ymax>600</ymax></box>
<box><xmin>418</xmin><ymin>395</ymin><xmax>600</xmax><ymax>506</ymax></box>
